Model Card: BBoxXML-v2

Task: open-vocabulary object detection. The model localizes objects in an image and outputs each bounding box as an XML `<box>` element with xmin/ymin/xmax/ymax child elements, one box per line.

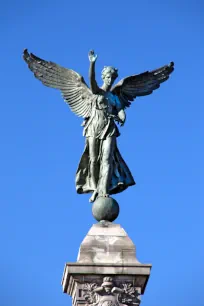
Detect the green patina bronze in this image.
<box><xmin>92</xmin><ymin>197</ymin><xmax>119</xmax><ymax>222</ymax></box>
<box><xmin>23</xmin><ymin>49</ymin><xmax>174</xmax><ymax>214</ymax></box>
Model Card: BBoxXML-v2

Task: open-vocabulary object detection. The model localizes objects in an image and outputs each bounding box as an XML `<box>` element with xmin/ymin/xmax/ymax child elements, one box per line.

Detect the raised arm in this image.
<box><xmin>88</xmin><ymin>50</ymin><xmax>100</xmax><ymax>94</ymax></box>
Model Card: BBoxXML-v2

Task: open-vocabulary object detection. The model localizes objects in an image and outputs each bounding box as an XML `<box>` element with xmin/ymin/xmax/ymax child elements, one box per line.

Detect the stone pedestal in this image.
<box><xmin>62</xmin><ymin>221</ymin><xmax>151</xmax><ymax>306</ymax></box>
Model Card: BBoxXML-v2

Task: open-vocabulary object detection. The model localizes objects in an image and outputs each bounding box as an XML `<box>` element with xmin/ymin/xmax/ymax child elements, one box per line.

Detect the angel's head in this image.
<box><xmin>101</xmin><ymin>66</ymin><xmax>118</xmax><ymax>88</ymax></box>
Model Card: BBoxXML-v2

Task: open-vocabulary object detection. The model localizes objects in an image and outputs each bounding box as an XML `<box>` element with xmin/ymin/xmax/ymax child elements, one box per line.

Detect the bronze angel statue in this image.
<box><xmin>23</xmin><ymin>49</ymin><xmax>174</xmax><ymax>203</ymax></box>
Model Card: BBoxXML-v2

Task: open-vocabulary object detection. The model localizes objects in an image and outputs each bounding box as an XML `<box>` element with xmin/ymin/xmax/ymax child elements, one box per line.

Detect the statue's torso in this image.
<box><xmin>83</xmin><ymin>92</ymin><xmax>121</xmax><ymax>139</ymax></box>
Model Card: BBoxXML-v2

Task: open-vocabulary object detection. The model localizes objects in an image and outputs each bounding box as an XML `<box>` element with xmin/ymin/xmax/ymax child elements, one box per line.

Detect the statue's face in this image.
<box><xmin>103</xmin><ymin>73</ymin><xmax>115</xmax><ymax>87</ymax></box>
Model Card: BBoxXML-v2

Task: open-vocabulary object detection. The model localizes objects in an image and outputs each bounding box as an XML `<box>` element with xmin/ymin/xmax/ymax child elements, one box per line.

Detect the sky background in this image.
<box><xmin>0</xmin><ymin>1</ymin><xmax>203</xmax><ymax>306</ymax></box>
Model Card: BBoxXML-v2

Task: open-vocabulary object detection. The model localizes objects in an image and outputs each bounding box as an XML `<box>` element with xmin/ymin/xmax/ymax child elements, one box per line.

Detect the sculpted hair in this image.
<box><xmin>101</xmin><ymin>66</ymin><xmax>118</xmax><ymax>80</ymax></box>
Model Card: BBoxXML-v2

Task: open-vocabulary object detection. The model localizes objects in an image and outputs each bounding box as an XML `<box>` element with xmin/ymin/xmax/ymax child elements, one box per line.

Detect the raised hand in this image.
<box><xmin>88</xmin><ymin>50</ymin><xmax>98</xmax><ymax>63</ymax></box>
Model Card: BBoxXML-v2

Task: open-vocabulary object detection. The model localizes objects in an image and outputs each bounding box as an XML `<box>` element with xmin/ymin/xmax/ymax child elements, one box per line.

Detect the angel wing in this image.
<box><xmin>23</xmin><ymin>49</ymin><xmax>94</xmax><ymax>118</ymax></box>
<box><xmin>111</xmin><ymin>62</ymin><xmax>174</xmax><ymax>109</ymax></box>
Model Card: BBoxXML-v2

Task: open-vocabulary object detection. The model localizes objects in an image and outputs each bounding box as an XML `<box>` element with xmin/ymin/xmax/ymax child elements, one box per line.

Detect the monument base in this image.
<box><xmin>62</xmin><ymin>222</ymin><xmax>151</xmax><ymax>306</ymax></box>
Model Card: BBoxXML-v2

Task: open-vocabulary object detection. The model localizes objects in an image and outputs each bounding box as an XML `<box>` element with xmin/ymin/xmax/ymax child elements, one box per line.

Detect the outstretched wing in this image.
<box><xmin>111</xmin><ymin>62</ymin><xmax>174</xmax><ymax>109</ymax></box>
<box><xmin>23</xmin><ymin>49</ymin><xmax>94</xmax><ymax>118</ymax></box>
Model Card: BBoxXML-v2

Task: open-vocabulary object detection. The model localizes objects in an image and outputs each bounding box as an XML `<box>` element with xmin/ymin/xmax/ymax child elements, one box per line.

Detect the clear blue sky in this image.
<box><xmin>1</xmin><ymin>1</ymin><xmax>203</xmax><ymax>305</ymax></box>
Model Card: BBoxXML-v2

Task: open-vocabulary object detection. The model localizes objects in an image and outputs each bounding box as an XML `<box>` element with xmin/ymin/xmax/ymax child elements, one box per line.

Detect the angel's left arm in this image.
<box><xmin>115</xmin><ymin>96</ymin><xmax>126</xmax><ymax>126</ymax></box>
<box><xmin>117</xmin><ymin>109</ymin><xmax>126</xmax><ymax>126</ymax></box>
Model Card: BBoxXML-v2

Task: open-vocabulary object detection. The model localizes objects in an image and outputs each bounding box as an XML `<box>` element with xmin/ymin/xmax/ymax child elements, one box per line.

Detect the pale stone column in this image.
<box><xmin>62</xmin><ymin>221</ymin><xmax>151</xmax><ymax>306</ymax></box>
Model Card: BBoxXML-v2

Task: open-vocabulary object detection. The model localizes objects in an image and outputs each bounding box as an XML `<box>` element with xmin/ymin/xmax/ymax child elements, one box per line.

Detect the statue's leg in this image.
<box><xmin>99</xmin><ymin>136</ymin><xmax>116</xmax><ymax>197</ymax></box>
<box><xmin>88</xmin><ymin>137</ymin><xmax>100</xmax><ymax>202</ymax></box>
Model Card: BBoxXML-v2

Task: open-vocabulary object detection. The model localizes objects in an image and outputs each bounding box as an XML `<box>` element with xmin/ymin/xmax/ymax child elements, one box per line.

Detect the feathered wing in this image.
<box><xmin>23</xmin><ymin>49</ymin><xmax>94</xmax><ymax>118</ymax></box>
<box><xmin>111</xmin><ymin>62</ymin><xmax>174</xmax><ymax>109</ymax></box>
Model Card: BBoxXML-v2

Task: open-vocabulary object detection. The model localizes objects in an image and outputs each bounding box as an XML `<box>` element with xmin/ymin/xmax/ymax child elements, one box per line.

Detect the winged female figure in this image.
<box><xmin>23</xmin><ymin>49</ymin><xmax>174</xmax><ymax>202</ymax></box>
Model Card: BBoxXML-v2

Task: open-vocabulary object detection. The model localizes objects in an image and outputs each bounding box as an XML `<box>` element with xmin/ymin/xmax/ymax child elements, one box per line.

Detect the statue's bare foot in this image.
<box><xmin>89</xmin><ymin>190</ymin><xmax>98</xmax><ymax>203</ymax></box>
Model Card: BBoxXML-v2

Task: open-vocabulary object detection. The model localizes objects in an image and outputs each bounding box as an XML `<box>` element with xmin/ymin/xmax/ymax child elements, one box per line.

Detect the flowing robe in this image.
<box><xmin>76</xmin><ymin>92</ymin><xmax>135</xmax><ymax>195</ymax></box>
